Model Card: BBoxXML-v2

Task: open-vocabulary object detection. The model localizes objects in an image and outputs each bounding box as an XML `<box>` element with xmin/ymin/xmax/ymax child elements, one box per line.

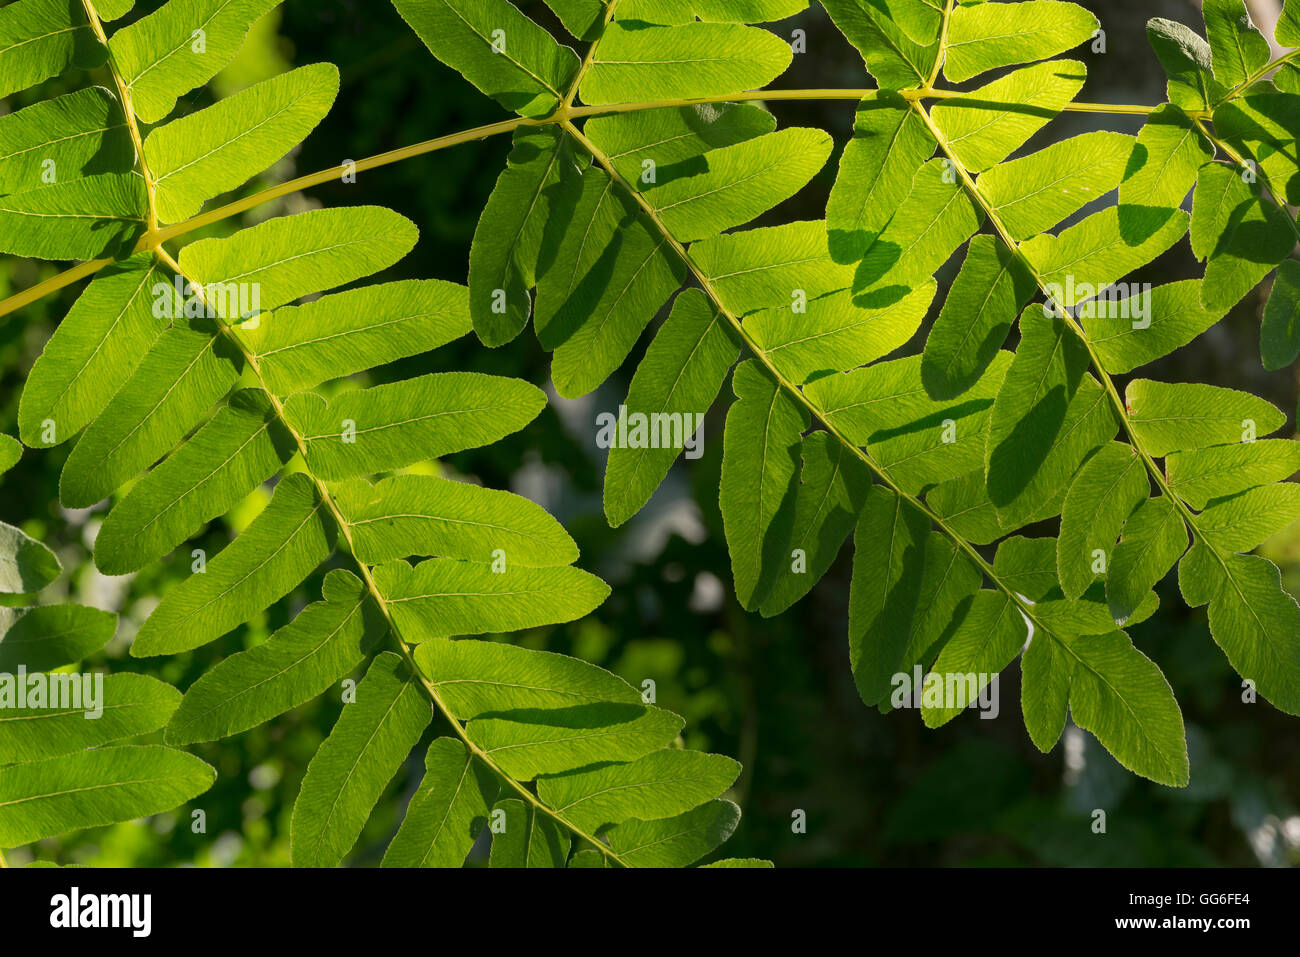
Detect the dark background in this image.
<box><xmin>0</xmin><ymin>0</ymin><xmax>1296</xmax><ymax>866</ymax></box>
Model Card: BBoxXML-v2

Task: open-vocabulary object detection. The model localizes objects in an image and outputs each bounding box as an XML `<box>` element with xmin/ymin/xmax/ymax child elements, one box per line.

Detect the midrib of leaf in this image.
<box><xmin>152</xmin><ymin>247</ymin><xmax>632</xmax><ymax>867</ymax></box>
<box><xmin>131</xmin><ymin>418</ymin><xmax>273</xmax><ymax>536</ymax></box>
<box><xmin>80</xmin><ymin>0</ymin><xmax>158</xmax><ymax>230</ymax></box>
<box><xmin>180</xmin><ymin>600</ymin><xmax>365</xmax><ymax>725</ymax></box>
<box><xmin>1190</xmin><ymin>115</ymin><xmax>1300</xmax><ymax>248</ymax></box>
<box><xmin>0</xmin><ymin>118</ymin><xmax>129</xmax><ymax>163</ymax></box>
<box><xmin>910</xmin><ymin>100</ymin><xmax>1212</xmax><ymax>551</ymax></box>
<box><xmin>561</xmin><ymin>118</ymin><xmax>1086</xmax><ymax>691</ymax></box>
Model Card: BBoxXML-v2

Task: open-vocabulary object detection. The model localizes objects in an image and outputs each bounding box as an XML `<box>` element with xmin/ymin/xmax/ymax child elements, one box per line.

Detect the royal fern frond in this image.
<box><xmin>0</xmin><ymin>0</ymin><xmax>754</xmax><ymax>868</ymax></box>
<box><xmin>401</xmin><ymin>0</ymin><xmax>1300</xmax><ymax>788</ymax></box>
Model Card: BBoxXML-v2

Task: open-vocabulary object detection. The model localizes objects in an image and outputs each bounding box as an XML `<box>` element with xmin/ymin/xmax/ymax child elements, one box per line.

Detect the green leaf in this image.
<box><xmin>1190</xmin><ymin>161</ymin><xmax>1296</xmax><ymax>312</ymax></box>
<box><xmin>930</xmin><ymin>60</ymin><xmax>1087</xmax><ymax>173</ymax></box>
<box><xmin>0</xmin><ymin>87</ymin><xmax>132</xmax><ymax>195</ymax></box>
<box><xmin>977</xmin><ymin>131</ymin><xmax>1133</xmax><ymax>241</ymax></box>
<box><xmin>1118</xmin><ymin>104</ymin><xmax>1213</xmax><ymax>242</ymax></box>
<box><xmin>0</xmin><ymin>0</ymin><xmax>100</xmax><ymax>100</ymax></box>
<box><xmin>286</xmin><ymin>373</ymin><xmax>546</xmax><ymax>481</ymax></box>
<box><xmin>488</xmin><ymin>798</ymin><xmax>568</xmax><ymax>867</ymax></box>
<box><xmin>467</xmin><ymin>703</ymin><xmax>683</xmax><ymax>779</ymax></box>
<box><xmin>1066</xmin><ymin>631</ymin><xmax>1189</xmax><ymax>787</ymax></box>
<box><xmin>820</xmin><ymin>0</ymin><xmax>938</xmax><ymax>90</ymax></box>
<box><xmin>603</xmin><ymin>289</ymin><xmax>740</xmax><ymax>527</ymax></box>
<box><xmin>1165</xmin><ymin>439</ymin><xmax>1300</xmax><ymax>509</ymax></box>
<box><xmin>1057</xmin><ymin>442</ymin><xmax>1149</xmax><ymax>599</ymax></box>
<box><xmin>0</xmin><ymin>605</ymin><xmax>115</xmax><ymax>672</ymax></box>
<box><xmin>580</xmin><ymin>22</ymin><xmax>792</xmax><ymax>104</ymax></box>
<box><xmin>1125</xmin><ymin>379</ymin><xmax>1286</xmax><ymax>456</ymax></box>
<box><xmin>922</xmin><ymin>591</ymin><xmax>1025</xmax><ymax>728</ymax></box>
<box><xmin>826</xmin><ymin>92</ymin><xmax>935</xmax><ymax>263</ymax></box>
<box><xmin>1020</xmin><ymin>631</ymin><xmax>1074</xmax><ymax>752</ymax></box>
<box><xmin>544</xmin><ymin>0</ymin><xmax>604</xmax><ymax>40</ymax></box>
<box><xmin>240</xmin><ymin>280</ymin><xmax>471</xmax><ymax>395</ymax></box>
<box><xmin>1262</xmin><ymin>259</ymin><xmax>1300</xmax><ymax>371</ymax></box>
<box><xmin>146</xmin><ymin>63</ymin><xmax>340</xmax><ymax>223</ymax></box>
<box><xmin>719</xmin><ymin>360</ymin><xmax>808</xmax><ymax>610</ymax></box>
<box><xmin>759</xmin><ymin>431</ymin><xmax>872</xmax><ymax>616</ymax></box>
<box><xmin>0</xmin><ymin>673</ymin><xmax>179</xmax><ymax>764</ymax></box>
<box><xmin>944</xmin><ymin>0</ymin><xmax>1098</xmax><ymax>84</ymax></box>
<box><xmin>393</xmin><ymin>0</ymin><xmax>580</xmax><ymax>118</ymax></box>
<box><xmin>926</xmin><ymin>470</ymin><xmax>1006</xmax><ymax>546</ymax></box>
<box><xmin>537</xmin><ymin>749</ymin><xmax>740</xmax><ymax>833</ymax></box>
<box><xmin>59</xmin><ymin>323</ymin><xmax>243</xmax><ymax>508</ymax></box>
<box><xmin>1084</xmin><ymin>280</ymin><xmax>1230</xmax><ymax>375</ymax></box>
<box><xmin>109</xmin><ymin>0</ymin><xmax>282</xmax><ymax>123</ymax></box>
<box><xmin>605</xmin><ymin>799</ymin><xmax>740</xmax><ymax>867</ymax></box>
<box><xmin>165</xmin><ymin>569</ymin><xmax>383</xmax><ymax>745</ymax></box>
<box><xmin>849</xmin><ymin>485</ymin><xmax>930</xmax><ymax>706</ymax></box>
<box><xmin>1023</xmin><ymin>206</ymin><xmax>1191</xmax><ymax>304</ymax></box>
<box><xmin>1180</xmin><ymin>541</ymin><xmax>1300</xmax><ymax>714</ymax></box>
<box><xmin>0</xmin><ymin>745</ymin><xmax>214</xmax><ymax>847</ymax></box>
<box><xmin>383</xmin><ymin>737</ymin><xmax>499</xmax><ymax>867</ymax></box>
<box><xmin>0</xmin><ymin>520</ymin><xmax>61</xmax><ymax>594</ymax></box>
<box><xmin>20</xmin><ymin>253</ymin><xmax>171</xmax><ymax>449</ymax></box>
<box><xmin>95</xmin><ymin>389</ymin><xmax>295</xmax><ymax>575</ymax></box>
<box><xmin>0</xmin><ymin>435</ymin><xmax>19</xmax><ymax>476</ymax></box>
<box><xmin>871</xmin><ymin>0</ymin><xmax>943</xmax><ymax>46</ymax></box>
<box><xmin>413</xmin><ymin>639</ymin><xmax>644</xmax><ymax>717</ymax></box>
<box><xmin>693</xmin><ymin>220</ymin><xmax>854</xmax><ymax>315</ymax></box>
<box><xmin>371</xmin><ymin>558</ymin><xmax>610</xmax><ymax>641</ymax></box>
<box><xmin>1146</xmin><ymin>18</ymin><xmax>1224</xmax><ymax>112</ymax></box>
<box><xmin>986</xmin><ymin>307</ymin><xmax>1119</xmax><ymax>527</ymax></box>
<box><xmin>290</xmin><ymin>653</ymin><xmax>431</xmax><ymax>868</ymax></box>
<box><xmin>534</xmin><ymin>164</ymin><xmax>685</xmax><ymax>399</ymax></box>
<box><xmin>131</xmin><ymin>473</ymin><xmax>335</xmax><ymax>657</ymax></box>
<box><xmin>921</xmin><ymin>234</ymin><xmax>1036</xmax><ymax>400</ymax></box>
<box><xmin>691</xmin><ymin>0</ymin><xmax>807</xmax><ymax>22</ymax></box>
<box><xmin>0</xmin><ymin>173</ymin><xmax>146</xmax><ymax>260</ymax></box>
<box><xmin>1202</xmin><ymin>0</ymin><xmax>1270</xmax><ymax>91</ymax></box>
<box><xmin>1195</xmin><ymin>484</ymin><xmax>1300</xmax><ymax>552</ymax></box>
<box><xmin>640</xmin><ymin>127</ymin><xmax>832</xmax><ymax>243</ymax></box>
<box><xmin>751</xmin><ymin>282</ymin><xmax>935</xmax><ymax>385</ymax></box>
<box><xmin>96</xmin><ymin>0</ymin><xmax>134</xmax><ymax>19</ymax></box>
<box><xmin>1107</xmin><ymin>496</ymin><xmax>1189</xmax><ymax>625</ymax></box>
<box><xmin>895</xmin><ymin>532</ymin><xmax>983</xmax><ymax>678</ymax></box>
<box><xmin>180</xmin><ymin>206</ymin><xmax>419</xmax><ymax>312</ymax></box>
<box><xmin>993</xmin><ymin>535</ymin><xmax>1060</xmax><ymax>601</ymax></box>
<box><xmin>1280</xmin><ymin>0</ymin><xmax>1300</xmax><ymax>45</ymax></box>
<box><xmin>585</xmin><ymin>102</ymin><xmax>775</xmax><ymax>191</ymax></box>
<box><xmin>703</xmin><ymin>857</ymin><xmax>773</xmax><ymax>867</ymax></box>
<box><xmin>471</xmin><ymin>126</ymin><xmax>583</xmax><ymax>348</ymax></box>
<box><xmin>808</xmin><ymin>352</ymin><xmax>1013</xmax><ymax>496</ymax></box>
<box><xmin>334</xmin><ymin>474</ymin><xmax>579</xmax><ymax>567</ymax></box>
<box><xmin>853</xmin><ymin>158</ymin><xmax>983</xmax><ymax>307</ymax></box>
<box><xmin>1210</xmin><ymin>93</ymin><xmax>1300</xmax><ymax>206</ymax></box>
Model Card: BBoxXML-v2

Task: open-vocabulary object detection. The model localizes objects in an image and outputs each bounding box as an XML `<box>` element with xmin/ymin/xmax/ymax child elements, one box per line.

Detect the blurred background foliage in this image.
<box><xmin>0</xmin><ymin>0</ymin><xmax>1297</xmax><ymax>867</ymax></box>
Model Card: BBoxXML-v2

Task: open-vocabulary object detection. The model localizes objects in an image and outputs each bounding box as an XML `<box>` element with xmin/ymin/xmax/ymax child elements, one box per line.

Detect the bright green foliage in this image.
<box><xmin>145</xmin><ymin>63</ymin><xmax>339</xmax><ymax>222</ymax></box>
<box><xmin>0</xmin><ymin>506</ymin><xmax>211</xmax><ymax>848</ymax></box>
<box><xmin>0</xmin><ymin>87</ymin><xmax>133</xmax><ymax>195</ymax></box>
<box><xmin>290</xmin><ymin>653</ymin><xmax>431</xmax><ymax>868</ymax></box>
<box><xmin>394</xmin><ymin>0</ymin><xmax>580</xmax><ymax>118</ymax></box>
<box><xmin>416</xmin><ymin>0</ymin><xmax>1300</xmax><ymax>789</ymax></box>
<box><xmin>108</xmin><ymin>0</ymin><xmax>281</xmax><ymax>123</ymax></box>
<box><xmin>580</xmin><ymin>22</ymin><xmax>792</xmax><ymax>103</ymax></box>
<box><xmin>6</xmin><ymin>0</ymin><xmax>1300</xmax><ymax>867</ymax></box>
<box><xmin>943</xmin><ymin>1</ymin><xmax>1097</xmax><ymax>83</ymax></box>
<box><xmin>1</xmin><ymin>0</ymin><xmax>749</xmax><ymax>867</ymax></box>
